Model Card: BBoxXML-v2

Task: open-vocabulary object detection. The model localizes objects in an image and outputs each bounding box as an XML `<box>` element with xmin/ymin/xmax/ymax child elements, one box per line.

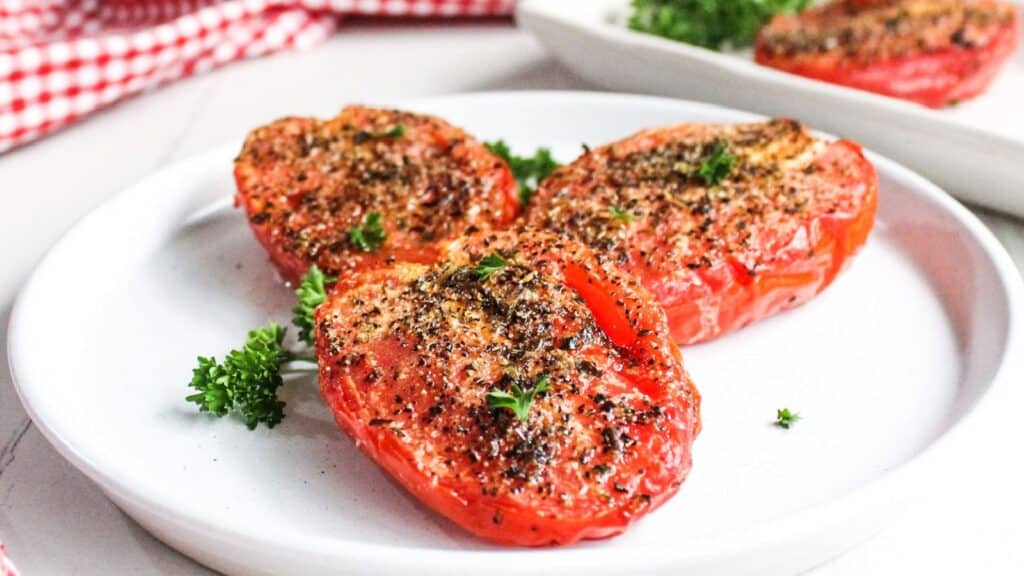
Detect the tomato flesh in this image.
<box><xmin>526</xmin><ymin>120</ymin><xmax>878</xmax><ymax>345</ymax></box>
<box><xmin>234</xmin><ymin>106</ymin><xmax>519</xmax><ymax>283</ymax></box>
<box><xmin>755</xmin><ymin>0</ymin><xmax>1020</xmax><ymax>107</ymax></box>
<box><xmin>315</xmin><ymin>230</ymin><xmax>700</xmax><ymax>546</ymax></box>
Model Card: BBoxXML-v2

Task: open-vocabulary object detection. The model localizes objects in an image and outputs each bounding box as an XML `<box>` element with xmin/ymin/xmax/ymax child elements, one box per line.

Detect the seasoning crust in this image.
<box><xmin>754</xmin><ymin>0</ymin><xmax>1020</xmax><ymax>107</ymax></box>
<box><xmin>758</xmin><ymin>0</ymin><xmax>1016</xmax><ymax>63</ymax></box>
<box><xmin>524</xmin><ymin>119</ymin><xmax>878</xmax><ymax>344</ymax></box>
<box><xmin>316</xmin><ymin>230</ymin><xmax>700</xmax><ymax>546</ymax></box>
<box><xmin>234</xmin><ymin>105</ymin><xmax>519</xmax><ymax>283</ymax></box>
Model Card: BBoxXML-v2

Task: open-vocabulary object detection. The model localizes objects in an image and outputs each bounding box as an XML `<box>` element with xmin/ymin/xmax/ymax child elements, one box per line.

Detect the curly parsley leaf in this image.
<box><xmin>355</xmin><ymin>123</ymin><xmax>406</xmax><ymax>143</ymax></box>
<box><xmin>189</xmin><ymin>266</ymin><xmax>334</xmax><ymax>429</ymax></box>
<box><xmin>775</xmin><ymin>407</ymin><xmax>801</xmax><ymax>429</ymax></box>
<box><xmin>487</xmin><ymin>374</ymin><xmax>550</xmax><ymax>422</ymax></box>
<box><xmin>629</xmin><ymin>0</ymin><xmax>811</xmax><ymax>50</ymax></box>
<box><xmin>610</xmin><ymin>205</ymin><xmax>636</xmax><ymax>223</ymax></box>
<box><xmin>474</xmin><ymin>253</ymin><xmax>509</xmax><ymax>281</ymax></box>
<box><xmin>349</xmin><ymin>212</ymin><xmax>387</xmax><ymax>252</ymax></box>
<box><xmin>697</xmin><ymin>140</ymin><xmax>735</xmax><ymax>186</ymax></box>
<box><xmin>292</xmin><ymin>265</ymin><xmax>336</xmax><ymax>347</ymax></box>
<box><xmin>486</xmin><ymin>140</ymin><xmax>561</xmax><ymax>205</ymax></box>
<box><xmin>186</xmin><ymin>323</ymin><xmax>303</xmax><ymax>430</ymax></box>
<box><xmin>381</xmin><ymin>123</ymin><xmax>406</xmax><ymax>138</ymax></box>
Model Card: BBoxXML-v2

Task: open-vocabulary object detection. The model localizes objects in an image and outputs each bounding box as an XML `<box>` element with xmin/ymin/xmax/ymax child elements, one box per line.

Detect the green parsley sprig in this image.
<box><xmin>186</xmin><ymin>266</ymin><xmax>332</xmax><ymax>429</ymax></box>
<box><xmin>186</xmin><ymin>323</ymin><xmax>295</xmax><ymax>430</ymax></box>
<box><xmin>380</xmin><ymin>124</ymin><xmax>406</xmax><ymax>138</ymax></box>
<box><xmin>610</xmin><ymin>205</ymin><xmax>636</xmax><ymax>223</ymax></box>
<box><xmin>697</xmin><ymin>140</ymin><xmax>735</xmax><ymax>186</ymax></box>
<box><xmin>485</xmin><ymin>140</ymin><xmax>560</xmax><ymax>206</ymax></box>
<box><xmin>349</xmin><ymin>212</ymin><xmax>387</xmax><ymax>252</ymax></box>
<box><xmin>775</xmin><ymin>407</ymin><xmax>801</xmax><ymax>429</ymax></box>
<box><xmin>629</xmin><ymin>0</ymin><xmax>811</xmax><ymax>51</ymax></box>
<box><xmin>292</xmin><ymin>265</ymin><xmax>337</xmax><ymax>347</ymax></box>
<box><xmin>474</xmin><ymin>253</ymin><xmax>509</xmax><ymax>281</ymax></box>
<box><xmin>487</xmin><ymin>374</ymin><xmax>550</xmax><ymax>422</ymax></box>
<box><xmin>356</xmin><ymin>123</ymin><xmax>406</xmax><ymax>143</ymax></box>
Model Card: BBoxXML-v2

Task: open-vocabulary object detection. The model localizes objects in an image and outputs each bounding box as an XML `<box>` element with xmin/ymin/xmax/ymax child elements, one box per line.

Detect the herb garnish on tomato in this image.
<box><xmin>473</xmin><ymin>252</ymin><xmax>509</xmax><ymax>280</ymax></box>
<box><xmin>486</xmin><ymin>374</ymin><xmax>551</xmax><ymax>422</ymax></box>
<box><xmin>485</xmin><ymin>140</ymin><xmax>560</xmax><ymax>205</ymax></box>
<box><xmin>348</xmin><ymin>212</ymin><xmax>387</xmax><ymax>252</ymax></box>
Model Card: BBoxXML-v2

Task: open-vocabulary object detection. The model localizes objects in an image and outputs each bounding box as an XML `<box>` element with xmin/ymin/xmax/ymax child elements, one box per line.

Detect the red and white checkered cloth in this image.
<box><xmin>0</xmin><ymin>545</ymin><xmax>15</xmax><ymax>576</ymax></box>
<box><xmin>0</xmin><ymin>0</ymin><xmax>515</xmax><ymax>153</ymax></box>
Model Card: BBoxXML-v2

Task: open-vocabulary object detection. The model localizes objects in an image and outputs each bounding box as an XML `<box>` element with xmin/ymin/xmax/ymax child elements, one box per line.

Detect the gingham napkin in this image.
<box><xmin>0</xmin><ymin>545</ymin><xmax>14</xmax><ymax>576</ymax></box>
<box><xmin>0</xmin><ymin>0</ymin><xmax>515</xmax><ymax>153</ymax></box>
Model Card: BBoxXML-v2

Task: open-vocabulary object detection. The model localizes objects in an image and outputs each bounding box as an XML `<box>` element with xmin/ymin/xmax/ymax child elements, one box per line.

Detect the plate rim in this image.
<box><xmin>8</xmin><ymin>90</ymin><xmax>1024</xmax><ymax>572</ymax></box>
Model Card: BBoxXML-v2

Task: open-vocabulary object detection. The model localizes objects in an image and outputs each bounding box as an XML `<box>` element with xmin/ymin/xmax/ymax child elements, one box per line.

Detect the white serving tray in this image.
<box><xmin>518</xmin><ymin>0</ymin><xmax>1024</xmax><ymax>217</ymax></box>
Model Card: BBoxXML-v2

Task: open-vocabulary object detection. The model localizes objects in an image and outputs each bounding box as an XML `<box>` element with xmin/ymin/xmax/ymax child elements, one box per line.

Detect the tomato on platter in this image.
<box><xmin>755</xmin><ymin>0</ymin><xmax>1020</xmax><ymax>107</ymax></box>
<box><xmin>234</xmin><ymin>105</ymin><xmax>519</xmax><ymax>283</ymax></box>
<box><xmin>315</xmin><ymin>229</ymin><xmax>701</xmax><ymax>546</ymax></box>
<box><xmin>524</xmin><ymin>119</ymin><xmax>878</xmax><ymax>345</ymax></box>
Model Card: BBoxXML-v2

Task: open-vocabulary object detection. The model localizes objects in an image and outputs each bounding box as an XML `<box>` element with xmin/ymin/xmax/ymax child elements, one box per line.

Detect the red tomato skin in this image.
<box><xmin>660</xmin><ymin>141</ymin><xmax>878</xmax><ymax>345</ymax></box>
<box><xmin>234</xmin><ymin>107</ymin><xmax>519</xmax><ymax>284</ymax></box>
<box><xmin>755</xmin><ymin>2</ymin><xmax>1020</xmax><ymax>108</ymax></box>
<box><xmin>316</xmin><ymin>231</ymin><xmax>700</xmax><ymax>546</ymax></box>
<box><xmin>526</xmin><ymin>120</ymin><xmax>879</xmax><ymax>346</ymax></box>
<box><xmin>320</xmin><ymin>384</ymin><xmax>694</xmax><ymax>546</ymax></box>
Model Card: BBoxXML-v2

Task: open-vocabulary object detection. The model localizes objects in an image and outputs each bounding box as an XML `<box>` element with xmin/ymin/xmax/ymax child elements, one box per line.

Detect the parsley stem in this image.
<box><xmin>286</xmin><ymin>353</ymin><xmax>318</xmax><ymax>364</ymax></box>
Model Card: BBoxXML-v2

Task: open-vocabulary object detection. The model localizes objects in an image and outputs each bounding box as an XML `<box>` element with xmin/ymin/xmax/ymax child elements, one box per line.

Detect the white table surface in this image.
<box><xmin>2</xmin><ymin>19</ymin><xmax>1024</xmax><ymax>576</ymax></box>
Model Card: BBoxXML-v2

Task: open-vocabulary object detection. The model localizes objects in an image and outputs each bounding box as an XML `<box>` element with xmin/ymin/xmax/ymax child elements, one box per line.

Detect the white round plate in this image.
<box><xmin>8</xmin><ymin>92</ymin><xmax>1023</xmax><ymax>576</ymax></box>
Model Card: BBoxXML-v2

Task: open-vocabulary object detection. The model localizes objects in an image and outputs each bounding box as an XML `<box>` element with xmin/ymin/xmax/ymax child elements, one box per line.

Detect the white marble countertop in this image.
<box><xmin>2</xmin><ymin>20</ymin><xmax>1024</xmax><ymax>575</ymax></box>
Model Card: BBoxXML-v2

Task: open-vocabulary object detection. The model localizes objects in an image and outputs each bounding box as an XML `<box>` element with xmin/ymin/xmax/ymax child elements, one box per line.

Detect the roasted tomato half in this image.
<box><xmin>234</xmin><ymin>105</ymin><xmax>519</xmax><ymax>283</ymax></box>
<box><xmin>755</xmin><ymin>0</ymin><xmax>1020</xmax><ymax>107</ymax></box>
<box><xmin>524</xmin><ymin>119</ymin><xmax>878</xmax><ymax>345</ymax></box>
<box><xmin>316</xmin><ymin>230</ymin><xmax>701</xmax><ymax>546</ymax></box>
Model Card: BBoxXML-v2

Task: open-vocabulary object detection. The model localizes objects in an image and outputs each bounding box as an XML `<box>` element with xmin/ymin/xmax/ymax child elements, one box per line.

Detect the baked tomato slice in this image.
<box><xmin>316</xmin><ymin>230</ymin><xmax>700</xmax><ymax>546</ymax></box>
<box><xmin>234</xmin><ymin>105</ymin><xmax>519</xmax><ymax>283</ymax></box>
<box><xmin>524</xmin><ymin>119</ymin><xmax>878</xmax><ymax>345</ymax></box>
<box><xmin>755</xmin><ymin>0</ymin><xmax>1020</xmax><ymax>107</ymax></box>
